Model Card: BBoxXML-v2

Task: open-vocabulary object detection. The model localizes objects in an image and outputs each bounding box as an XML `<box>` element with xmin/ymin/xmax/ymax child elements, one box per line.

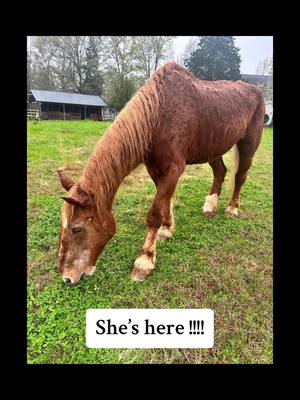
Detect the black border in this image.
<box><xmin>7</xmin><ymin>25</ymin><xmax>294</xmax><ymax>379</ymax></box>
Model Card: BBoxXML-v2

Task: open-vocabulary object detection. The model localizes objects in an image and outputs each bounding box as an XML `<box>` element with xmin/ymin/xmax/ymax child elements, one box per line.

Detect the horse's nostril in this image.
<box><xmin>63</xmin><ymin>278</ymin><xmax>72</xmax><ymax>284</ymax></box>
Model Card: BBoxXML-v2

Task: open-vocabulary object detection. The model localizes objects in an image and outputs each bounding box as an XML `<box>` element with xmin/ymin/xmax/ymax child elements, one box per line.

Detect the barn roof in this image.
<box><xmin>241</xmin><ymin>74</ymin><xmax>272</xmax><ymax>86</ymax></box>
<box><xmin>30</xmin><ymin>89</ymin><xmax>107</xmax><ymax>107</ymax></box>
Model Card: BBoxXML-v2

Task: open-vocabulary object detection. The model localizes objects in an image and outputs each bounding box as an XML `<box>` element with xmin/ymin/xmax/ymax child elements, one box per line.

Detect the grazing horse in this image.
<box><xmin>57</xmin><ymin>62</ymin><xmax>265</xmax><ymax>284</ymax></box>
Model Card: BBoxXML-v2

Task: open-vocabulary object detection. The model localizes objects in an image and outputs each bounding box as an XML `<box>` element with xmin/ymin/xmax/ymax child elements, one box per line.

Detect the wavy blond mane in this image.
<box><xmin>79</xmin><ymin>67</ymin><xmax>166</xmax><ymax>214</ymax></box>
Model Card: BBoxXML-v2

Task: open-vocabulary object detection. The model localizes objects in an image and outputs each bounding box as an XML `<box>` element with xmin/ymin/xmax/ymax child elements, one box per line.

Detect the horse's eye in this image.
<box><xmin>70</xmin><ymin>226</ymin><xmax>83</xmax><ymax>234</ymax></box>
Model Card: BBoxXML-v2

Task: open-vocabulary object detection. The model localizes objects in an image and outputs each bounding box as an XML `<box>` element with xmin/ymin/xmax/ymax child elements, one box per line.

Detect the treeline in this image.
<box><xmin>27</xmin><ymin>36</ymin><xmax>175</xmax><ymax>111</ymax></box>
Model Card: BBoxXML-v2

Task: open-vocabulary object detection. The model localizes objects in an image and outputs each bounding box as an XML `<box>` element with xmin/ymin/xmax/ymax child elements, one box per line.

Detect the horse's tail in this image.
<box><xmin>229</xmin><ymin>144</ymin><xmax>239</xmax><ymax>198</ymax></box>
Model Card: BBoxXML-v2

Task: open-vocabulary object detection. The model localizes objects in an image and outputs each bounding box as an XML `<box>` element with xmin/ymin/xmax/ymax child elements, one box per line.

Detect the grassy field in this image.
<box><xmin>27</xmin><ymin>120</ymin><xmax>273</xmax><ymax>364</ymax></box>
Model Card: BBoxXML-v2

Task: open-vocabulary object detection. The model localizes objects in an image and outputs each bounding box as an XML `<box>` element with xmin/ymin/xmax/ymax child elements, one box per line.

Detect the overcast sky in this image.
<box><xmin>173</xmin><ymin>36</ymin><xmax>273</xmax><ymax>74</ymax></box>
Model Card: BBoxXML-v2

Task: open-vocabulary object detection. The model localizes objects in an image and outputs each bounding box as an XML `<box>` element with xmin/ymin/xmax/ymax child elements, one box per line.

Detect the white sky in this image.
<box><xmin>173</xmin><ymin>36</ymin><xmax>273</xmax><ymax>74</ymax></box>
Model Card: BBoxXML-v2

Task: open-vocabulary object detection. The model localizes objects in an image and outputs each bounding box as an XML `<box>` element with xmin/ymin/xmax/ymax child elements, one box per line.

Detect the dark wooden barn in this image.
<box><xmin>27</xmin><ymin>89</ymin><xmax>108</xmax><ymax>121</ymax></box>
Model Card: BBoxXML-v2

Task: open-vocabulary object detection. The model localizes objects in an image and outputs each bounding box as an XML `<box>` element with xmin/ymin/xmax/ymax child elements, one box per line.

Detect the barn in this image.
<box><xmin>241</xmin><ymin>74</ymin><xmax>273</xmax><ymax>127</ymax></box>
<box><xmin>27</xmin><ymin>89</ymin><xmax>108</xmax><ymax>121</ymax></box>
<box><xmin>241</xmin><ymin>74</ymin><xmax>272</xmax><ymax>86</ymax></box>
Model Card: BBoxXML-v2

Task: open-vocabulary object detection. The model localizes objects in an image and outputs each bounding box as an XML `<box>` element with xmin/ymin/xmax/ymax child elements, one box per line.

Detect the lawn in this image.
<box><xmin>27</xmin><ymin>120</ymin><xmax>273</xmax><ymax>364</ymax></box>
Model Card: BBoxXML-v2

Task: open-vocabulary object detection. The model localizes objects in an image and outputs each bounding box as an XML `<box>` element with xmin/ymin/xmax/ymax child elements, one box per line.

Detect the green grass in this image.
<box><xmin>27</xmin><ymin>120</ymin><xmax>273</xmax><ymax>364</ymax></box>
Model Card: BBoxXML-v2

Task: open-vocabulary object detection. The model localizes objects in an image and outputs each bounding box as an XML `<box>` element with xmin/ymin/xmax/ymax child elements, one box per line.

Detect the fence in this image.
<box><xmin>103</xmin><ymin>109</ymin><xmax>117</xmax><ymax>121</ymax></box>
<box><xmin>27</xmin><ymin>109</ymin><xmax>40</xmax><ymax>120</ymax></box>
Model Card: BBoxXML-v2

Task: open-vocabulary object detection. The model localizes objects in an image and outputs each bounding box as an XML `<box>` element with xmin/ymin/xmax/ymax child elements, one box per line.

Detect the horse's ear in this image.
<box><xmin>61</xmin><ymin>185</ymin><xmax>91</xmax><ymax>208</ymax></box>
<box><xmin>57</xmin><ymin>169</ymin><xmax>74</xmax><ymax>191</ymax></box>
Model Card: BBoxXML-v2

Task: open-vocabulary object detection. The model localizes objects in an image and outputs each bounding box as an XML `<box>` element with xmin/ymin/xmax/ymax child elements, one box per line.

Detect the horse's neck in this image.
<box><xmin>80</xmin><ymin>82</ymin><xmax>160</xmax><ymax>208</ymax></box>
<box><xmin>80</xmin><ymin>125</ymin><xmax>145</xmax><ymax>209</ymax></box>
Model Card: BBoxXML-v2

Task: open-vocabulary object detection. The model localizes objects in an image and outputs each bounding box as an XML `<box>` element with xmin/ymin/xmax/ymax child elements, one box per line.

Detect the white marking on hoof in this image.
<box><xmin>203</xmin><ymin>194</ymin><xmax>218</xmax><ymax>214</ymax></box>
<box><xmin>157</xmin><ymin>225</ymin><xmax>173</xmax><ymax>241</ymax></box>
<box><xmin>133</xmin><ymin>254</ymin><xmax>155</xmax><ymax>271</ymax></box>
<box><xmin>226</xmin><ymin>205</ymin><xmax>239</xmax><ymax>216</ymax></box>
<box><xmin>131</xmin><ymin>255</ymin><xmax>155</xmax><ymax>282</ymax></box>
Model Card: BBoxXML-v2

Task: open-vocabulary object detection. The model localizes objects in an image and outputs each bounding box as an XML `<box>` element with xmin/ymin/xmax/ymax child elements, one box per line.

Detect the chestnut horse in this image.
<box><xmin>57</xmin><ymin>62</ymin><xmax>265</xmax><ymax>284</ymax></box>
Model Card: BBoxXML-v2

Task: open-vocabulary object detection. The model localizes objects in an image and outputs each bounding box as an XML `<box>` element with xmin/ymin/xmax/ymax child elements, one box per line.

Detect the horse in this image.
<box><xmin>57</xmin><ymin>61</ymin><xmax>265</xmax><ymax>285</ymax></box>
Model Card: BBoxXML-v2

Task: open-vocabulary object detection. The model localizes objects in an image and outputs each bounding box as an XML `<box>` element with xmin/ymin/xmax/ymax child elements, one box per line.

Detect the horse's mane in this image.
<box><xmin>79</xmin><ymin>63</ymin><xmax>173</xmax><ymax>213</ymax></box>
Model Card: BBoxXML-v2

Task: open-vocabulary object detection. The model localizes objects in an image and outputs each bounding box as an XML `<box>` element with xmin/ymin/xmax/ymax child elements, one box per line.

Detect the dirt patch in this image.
<box><xmin>163</xmin><ymin>274</ymin><xmax>222</xmax><ymax>304</ymax></box>
<box><xmin>122</xmin><ymin>165</ymin><xmax>151</xmax><ymax>187</ymax></box>
<box><xmin>28</xmin><ymin>248</ymin><xmax>56</xmax><ymax>290</ymax></box>
<box><xmin>247</xmin><ymin>261</ymin><xmax>273</xmax><ymax>271</ymax></box>
<box><xmin>28</xmin><ymin>271</ymin><xmax>54</xmax><ymax>291</ymax></box>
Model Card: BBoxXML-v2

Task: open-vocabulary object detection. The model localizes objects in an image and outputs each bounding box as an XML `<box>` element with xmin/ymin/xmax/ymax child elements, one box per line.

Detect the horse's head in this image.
<box><xmin>57</xmin><ymin>170</ymin><xmax>116</xmax><ymax>285</ymax></box>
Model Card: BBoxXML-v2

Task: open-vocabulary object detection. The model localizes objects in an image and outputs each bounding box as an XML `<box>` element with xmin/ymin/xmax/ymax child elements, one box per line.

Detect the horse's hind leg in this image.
<box><xmin>225</xmin><ymin>142</ymin><xmax>253</xmax><ymax>216</ymax></box>
<box><xmin>226</xmin><ymin>92</ymin><xmax>264</xmax><ymax>216</ymax></box>
<box><xmin>226</xmin><ymin>130</ymin><xmax>264</xmax><ymax>217</ymax></box>
<box><xmin>203</xmin><ymin>157</ymin><xmax>227</xmax><ymax>218</ymax></box>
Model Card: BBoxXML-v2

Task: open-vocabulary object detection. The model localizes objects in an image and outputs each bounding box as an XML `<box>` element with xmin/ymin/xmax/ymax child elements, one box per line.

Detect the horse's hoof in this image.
<box><xmin>203</xmin><ymin>210</ymin><xmax>217</xmax><ymax>219</ymax></box>
<box><xmin>131</xmin><ymin>268</ymin><xmax>149</xmax><ymax>282</ymax></box>
<box><xmin>225</xmin><ymin>206</ymin><xmax>239</xmax><ymax>217</ymax></box>
<box><xmin>202</xmin><ymin>194</ymin><xmax>218</xmax><ymax>218</ymax></box>
<box><xmin>157</xmin><ymin>225</ymin><xmax>173</xmax><ymax>241</ymax></box>
<box><xmin>131</xmin><ymin>255</ymin><xmax>155</xmax><ymax>282</ymax></box>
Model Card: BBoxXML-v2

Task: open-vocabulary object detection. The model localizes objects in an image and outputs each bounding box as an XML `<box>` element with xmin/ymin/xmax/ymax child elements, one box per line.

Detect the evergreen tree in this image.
<box><xmin>82</xmin><ymin>36</ymin><xmax>104</xmax><ymax>96</ymax></box>
<box><xmin>184</xmin><ymin>36</ymin><xmax>241</xmax><ymax>81</ymax></box>
<box><xmin>106</xmin><ymin>75</ymin><xmax>136</xmax><ymax>111</ymax></box>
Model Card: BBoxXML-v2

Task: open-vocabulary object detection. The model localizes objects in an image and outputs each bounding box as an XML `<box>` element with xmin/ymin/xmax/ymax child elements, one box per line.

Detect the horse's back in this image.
<box><xmin>151</xmin><ymin>64</ymin><xmax>264</xmax><ymax>165</ymax></box>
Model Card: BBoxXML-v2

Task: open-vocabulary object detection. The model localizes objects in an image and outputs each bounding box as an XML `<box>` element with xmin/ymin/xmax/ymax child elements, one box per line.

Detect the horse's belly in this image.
<box><xmin>185</xmin><ymin>128</ymin><xmax>244</xmax><ymax>164</ymax></box>
<box><xmin>186</xmin><ymin>144</ymin><xmax>233</xmax><ymax>164</ymax></box>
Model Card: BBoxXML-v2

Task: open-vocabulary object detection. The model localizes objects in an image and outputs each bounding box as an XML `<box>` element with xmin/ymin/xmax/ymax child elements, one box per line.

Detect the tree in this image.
<box><xmin>105</xmin><ymin>73</ymin><xmax>137</xmax><ymax>111</ymax></box>
<box><xmin>178</xmin><ymin>37</ymin><xmax>198</xmax><ymax>66</ymax></box>
<box><xmin>27</xmin><ymin>50</ymin><xmax>32</xmax><ymax>92</ymax></box>
<box><xmin>256</xmin><ymin>57</ymin><xmax>273</xmax><ymax>75</ymax></box>
<box><xmin>256</xmin><ymin>57</ymin><xmax>273</xmax><ymax>103</ymax></box>
<box><xmin>269</xmin><ymin>58</ymin><xmax>273</xmax><ymax>76</ymax></box>
<box><xmin>28</xmin><ymin>36</ymin><xmax>176</xmax><ymax>109</ymax></box>
<box><xmin>53</xmin><ymin>36</ymin><xmax>105</xmax><ymax>95</ymax></box>
<box><xmin>134</xmin><ymin>36</ymin><xmax>175</xmax><ymax>79</ymax></box>
<box><xmin>102</xmin><ymin>36</ymin><xmax>137</xmax><ymax>79</ymax></box>
<box><xmin>27</xmin><ymin>37</ymin><xmax>32</xmax><ymax>92</ymax></box>
<box><xmin>184</xmin><ymin>36</ymin><xmax>241</xmax><ymax>81</ymax></box>
<box><xmin>101</xmin><ymin>36</ymin><xmax>140</xmax><ymax>111</ymax></box>
<box><xmin>80</xmin><ymin>36</ymin><xmax>104</xmax><ymax>95</ymax></box>
<box><xmin>29</xmin><ymin>36</ymin><xmax>105</xmax><ymax>95</ymax></box>
<box><xmin>30</xmin><ymin>36</ymin><xmax>58</xmax><ymax>90</ymax></box>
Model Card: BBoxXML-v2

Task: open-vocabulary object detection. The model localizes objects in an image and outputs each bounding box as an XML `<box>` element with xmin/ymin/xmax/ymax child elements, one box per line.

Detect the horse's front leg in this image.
<box><xmin>146</xmin><ymin>163</ymin><xmax>175</xmax><ymax>241</ymax></box>
<box><xmin>131</xmin><ymin>163</ymin><xmax>183</xmax><ymax>282</ymax></box>
<box><xmin>157</xmin><ymin>198</ymin><xmax>175</xmax><ymax>241</ymax></box>
<box><xmin>131</xmin><ymin>225</ymin><xmax>159</xmax><ymax>282</ymax></box>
